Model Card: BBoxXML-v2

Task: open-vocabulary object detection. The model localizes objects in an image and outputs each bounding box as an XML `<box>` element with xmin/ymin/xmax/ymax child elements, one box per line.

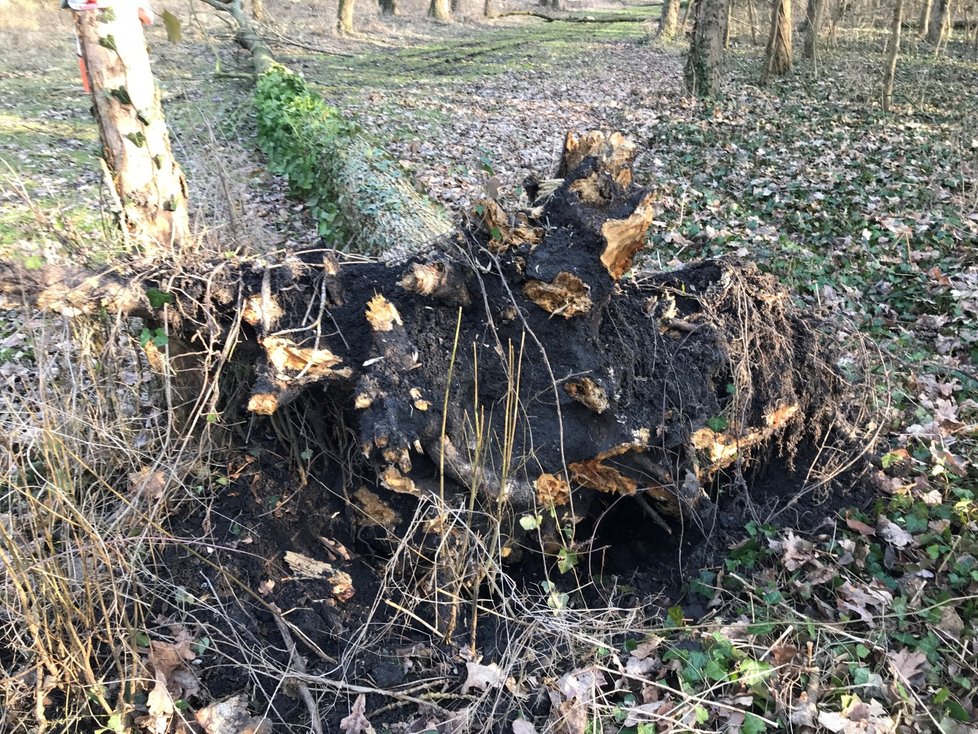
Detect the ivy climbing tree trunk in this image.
<box><xmin>429</xmin><ymin>0</ymin><xmax>452</xmax><ymax>20</ymax></box>
<box><xmin>883</xmin><ymin>0</ymin><xmax>904</xmax><ymax>112</ymax></box>
<box><xmin>685</xmin><ymin>0</ymin><xmax>729</xmax><ymax>97</ymax></box>
<box><xmin>802</xmin><ymin>0</ymin><xmax>825</xmax><ymax>59</ymax></box>
<box><xmin>658</xmin><ymin>0</ymin><xmax>681</xmax><ymax>39</ymax></box>
<box><xmin>763</xmin><ymin>0</ymin><xmax>793</xmax><ymax>80</ymax></box>
<box><xmin>73</xmin><ymin>2</ymin><xmax>189</xmax><ymax>254</ymax></box>
<box><xmin>338</xmin><ymin>0</ymin><xmax>356</xmax><ymax>34</ymax></box>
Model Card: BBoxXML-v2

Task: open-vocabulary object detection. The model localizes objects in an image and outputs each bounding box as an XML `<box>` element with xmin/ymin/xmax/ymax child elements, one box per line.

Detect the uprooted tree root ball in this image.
<box><xmin>1</xmin><ymin>131</ymin><xmax>881</xmax><ymax>732</ymax></box>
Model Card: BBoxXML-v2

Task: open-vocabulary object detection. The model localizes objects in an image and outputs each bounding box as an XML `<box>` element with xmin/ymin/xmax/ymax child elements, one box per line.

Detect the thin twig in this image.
<box><xmin>270</xmin><ymin>603</ymin><xmax>323</xmax><ymax>734</ymax></box>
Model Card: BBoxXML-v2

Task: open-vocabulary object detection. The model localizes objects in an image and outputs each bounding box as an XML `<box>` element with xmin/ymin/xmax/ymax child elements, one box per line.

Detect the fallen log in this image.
<box><xmin>493</xmin><ymin>10</ymin><xmax>654</xmax><ymax>22</ymax></box>
<box><xmin>201</xmin><ymin>0</ymin><xmax>453</xmax><ymax>259</ymax></box>
<box><xmin>1</xmin><ymin>132</ymin><xmax>860</xmax><ymax>553</ymax></box>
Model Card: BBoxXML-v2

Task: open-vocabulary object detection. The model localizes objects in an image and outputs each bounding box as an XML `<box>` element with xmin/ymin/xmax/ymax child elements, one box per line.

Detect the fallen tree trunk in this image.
<box><xmin>201</xmin><ymin>0</ymin><xmax>453</xmax><ymax>259</ymax></box>
<box><xmin>494</xmin><ymin>10</ymin><xmax>654</xmax><ymax>22</ymax></box>
<box><xmin>1</xmin><ymin>132</ymin><xmax>858</xmax><ymax>553</ymax></box>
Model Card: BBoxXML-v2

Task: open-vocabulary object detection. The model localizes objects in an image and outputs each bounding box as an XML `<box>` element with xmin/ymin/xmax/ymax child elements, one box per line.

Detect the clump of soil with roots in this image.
<box><xmin>2</xmin><ymin>132</ymin><xmax>880</xmax><ymax>733</ymax></box>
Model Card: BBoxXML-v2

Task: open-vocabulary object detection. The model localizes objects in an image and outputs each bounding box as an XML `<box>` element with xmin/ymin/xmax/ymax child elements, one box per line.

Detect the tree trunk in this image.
<box><xmin>201</xmin><ymin>0</ymin><xmax>450</xmax><ymax>258</ymax></box>
<box><xmin>430</xmin><ymin>0</ymin><xmax>452</xmax><ymax>20</ymax></box>
<box><xmin>72</xmin><ymin>3</ymin><xmax>189</xmax><ymax>255</ymax></box>
<box><xmin>252</xmin><ymin>0</ymin><xmax>264</xmax><ymax>21</ymax></box>
<box><xmin>763</xmin><ymin>0</ymin><xmax>793</xmax><ymax>80</ymax></box>
<box><xmin>928</xmin><ymin>0</ymin><xmax>948</xmax><ymax>42</ymax></box>
<box><xmin>883</xmin><ymin>0</ymin><xmax>904</xmax><ymax>112</ymax></box>
<box><xmin>828</xmin><ymin>0</ymin><xmax>848</xmax><ymax>48</ymax></box>
<box><xmin>919</xmin><ymin>0</ymin><xmax>933</xmax><ymax>35</ymax></box>
<box><xmin>724</xmin><ymin>0</ymin><xmax>734</xmax><ymax>47</ymax></box>
<box><xmin>685</xmin><ymin>0</ymin><xmax>729</xmax><ymax>96</ymax></box>
<box><xmin>747</xmin><ymin>0</ymin><xmax>759</xmax><ymax>43</ymax></box>
<box><xmin>379</xmin><ymin>0</ymin><xmax>397</xmax><ymax>15</ymax></box>
<box><xmin>659</xmin><ymin>0</ymin><xmax>682</xmax><ymax>39</ymax></box>
<box><xmin>452</xmin><ymin>0</ymin><xmax>464</xmax><ymax>13</ymax></box>
<box><xmin>338</xmin><ymin>0</ymin><xmax>356</xmax><ymax>34</ymax></box>
<box><xmin>802</xmin><ymin>0</ymin><xmax>825</xmax><ymax>59</ymax></box>
<box><xmin>484</xmin><ymin>0</ymin><xmax>495</xmax><ymax>18</ymax></box>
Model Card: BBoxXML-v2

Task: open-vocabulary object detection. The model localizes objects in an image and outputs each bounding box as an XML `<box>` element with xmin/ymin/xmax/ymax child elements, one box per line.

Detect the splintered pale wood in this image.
<box><xmin>600</xmin><ymin>193</ymin><xmax>656</xmax><ymax>279</ymax></box>
<box><xmin>560</xmin><ymin>131</ymin><xmax>637</xmax><ymax>187</ymax></box>
<box><xmin>523</xmin><ymin>272</ymin><xmax>593</xmax><ymax>318</ymax></box>
<box><xmin>284</xmin><ymin>551</ymin><xmax>355</xmax><ymax>601</ymax></box>
<box><xmin>563</xmin><ymin>376</ymin><xmax>610</xmax><ymax>414</ymax></box>
<box><xmin>261</xmin><ymin>337</ymin><xmax>350</xmax><ymax>379</ymax></box>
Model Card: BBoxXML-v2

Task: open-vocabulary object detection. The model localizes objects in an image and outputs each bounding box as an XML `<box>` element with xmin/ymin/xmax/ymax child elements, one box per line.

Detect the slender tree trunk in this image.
<box><xmin>659</xmin><ymin>0</ymin><xmax>682</xmax><ymax>39</ymax></box>
<box><xmin>681</xmin><ymin>0</ymin><xmax>695</xmax><ymax>30</ymax></box>
<box><xmin>763</xmin><ymin>0</ymin><xmax>793</xmax><ymax>80</ymax></box>
<box><xmin>828</xmin><ymin>0</ymin><xmax>848</xmax><ymax>48</ymax></box>
<box><xmin>802</xmin><ymin>0</ymin><xmax>825</xmax><ymax>59</ymax></box>
<box><xmin>483</xmin><ymin>0</ymin><xmax>495</xmax><ymax>17</ymax></box>
<box><xmin>451</xmin><ymin>0</ymin><xmax>463</xmax><ymax>13</ymax></box>
<box><xmin>252</xmin><ymin>0</ymin><xmax>264</xmax><ymax>21</ymax></box>
<box><xmin>379</xmin><ymin>0</ymin><xmax>397</xmax><ymax>16</ymax></box>
<box><xmin>928</xmin><ymin>0</ymin><xmax>948</xmax><ymax>42</ymax></box>
<box><xmin>883</xmin><ymin>0</ymin><xmax>904</xmax><ymax>111</ymax></box>
<box><xmin>73</xmin><ymin>2</ymin><xmax>188</xmax><ymax>254</ymax></box>
<box><xmin>919</xmin><ymin>0</ymin><xmax>933</xmax><ymax>35</ymax></box>
<box><xmin>747</xmin><ymin>0</ymin><xmax>759</xmax><ymax>43</ymax></box>
<box><xmin>430</xmin><ymin>0</ymin><xmax>452</xmax><ymax>20</ymax></box>
<box><xmin>724</xmin><ymin>0</ymin><xmax>734</xmax><ymax>47</ymax></box>
<box><xmin>338</xmin><ymin>0</ymin><xmax>355</xmax><ymax>34</ymax></box>
<box><xmin>685</xmin><ymin>0</ymin><xmax>729</xmax><ymax>96</ymax></box>
<box><xmin>974</xmin><ymin>10</ymin><xmax>978</xmax><ymax>57</ymax></box>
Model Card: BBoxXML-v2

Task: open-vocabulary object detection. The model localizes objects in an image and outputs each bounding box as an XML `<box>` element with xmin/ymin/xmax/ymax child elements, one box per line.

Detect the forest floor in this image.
<box><xmin>1</xmin><ymin>2</ymin><xmax>978</xmax><ymax>734</ymax></box>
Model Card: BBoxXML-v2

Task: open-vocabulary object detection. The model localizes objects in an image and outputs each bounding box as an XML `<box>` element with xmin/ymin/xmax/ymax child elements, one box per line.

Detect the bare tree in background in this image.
<box><xmin>883</xmin><ymin>0</ymin><xmax>904</xmax><ymax>111</ymax></box>
<box><xmin>928</xmin><ymin>0</ymin><xmax>949</xmax><ymax>43</ymax></box>
<box><xmin>919</xmin><ymin>0</ymin><xmax>934</xmax><ymax>36</ymax></box>
<box><xmin>659</xmin><ymin>0</ymin><xmax>681</xmax><ymax>39</ymax></box>
<box><xmin>73</xmin><ymin>1</ymin><xmax>188</xmax><ymax>253</ymax></box>
<box><xmin>801</xmin><ymin>0</ymin><xmax>826</xmax><ymax>59</ymax></box>
<box><xmin>685</xmin><ymin>0</ymin><xmax>729</xmax><ymax>96</ymax></box>
<box><xmin>763</xmin><ymin>0</ymin><xmax>793</xmax><ymax>79</ymax></box>
<box><xmin>430</xmin><ymin>0</ymin><xmax>452</xmax><ymax>20</ymax></box>
<box><xmin>338</xmin><ymin>0</ymin><xmax>355</xmax><ymax>33</ymax></box>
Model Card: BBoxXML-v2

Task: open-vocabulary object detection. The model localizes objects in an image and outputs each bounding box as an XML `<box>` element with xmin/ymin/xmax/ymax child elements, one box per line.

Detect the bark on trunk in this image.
<box><xmin>338</xmin><ymin>0</ymin><xmax>356</xmax><ymax>34</ymax></box>
<box><xmin>883</xmin><ymin>0</ymin><xmax>904</xmax><ymax>112</ymax></box>
<box><xmin>928</xmin><ymin>0</ymin><xmax>948</xmax><ymax>42</ymax></box>
<box><xmin>659</xmin><ymin>0</ymin><xmax>682</xmax><ymax>39</ymax></box>
<box><xmin>685</xmin><ymin>0</ymin><xmax>729</xmax><ymax>96</ymax></box>
<box><xmin>724</xmin><ymin>0</ymin><xmax>733</xmax><ymax>47</ymax></box>
<box><xmin>747</xmin><ymin>0</ymin><xmax>759</xmax><ymax>43</ymax></box>
<box><xmin>483</xmin><ymin>0</ymin><xmax>495</xmax><ymax>18</ymax></box>
<box><xmin>919</xmin><ymin>0</ymin><xmax>934</xmax><ymax>35</ymax></box>
<box><xmin>73</xmin><ymin>3</ymin><xmax>189</xmax><ymax>255</ymax></box>
<box><xmin>802</xmin><ymin>0</ymin><xmax>825</xmax><ymax>59</ymax></box>
<box><xmin>763</xmin><ymin>0</ymin><xmax>794</xmax><ymax>80</ymax></box>
<box><xmin>430</xmin><ymin>0</ymin><xmax>453</xmax><ymax>20</ymax></box>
